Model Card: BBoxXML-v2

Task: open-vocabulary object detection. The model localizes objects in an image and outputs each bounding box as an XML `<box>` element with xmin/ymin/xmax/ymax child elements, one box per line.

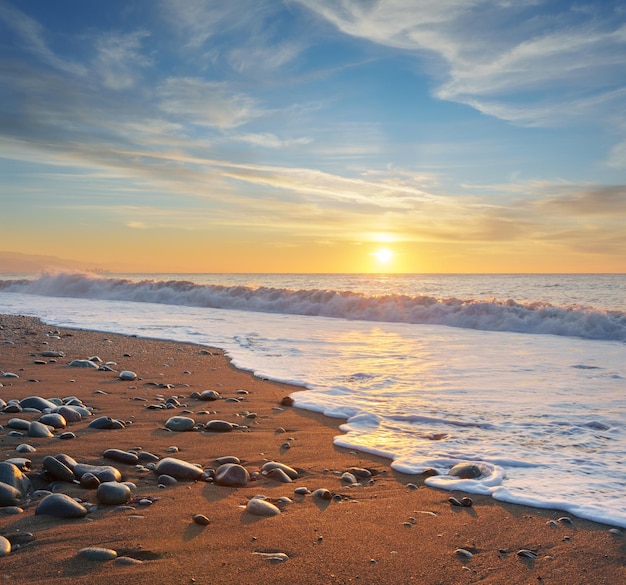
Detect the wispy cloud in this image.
<box><xmin>0</xmin><ymin>0</ymin><xmax>86</xmax><ymax>76</ymax></box>
<box><xmin>158</xmin><ymin>77</ymin><xmax>263</xmax><ymax>129</ymax></box>
<box><xmin>93</xmin><ymin>31</ymin><xmax>152</xmax><ymax>91</ymax></box>
<box><xmin>298</xmin><ymin>0</ymin><xmax>626</xmax><ymax>127</ymax></box>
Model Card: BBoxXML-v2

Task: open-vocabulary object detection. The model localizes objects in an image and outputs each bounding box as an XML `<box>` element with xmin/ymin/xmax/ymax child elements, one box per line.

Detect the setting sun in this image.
<box><xmin>372</xmin><ymin>247</ymin><xmax>394</xmax><ymax>265</ymax></box>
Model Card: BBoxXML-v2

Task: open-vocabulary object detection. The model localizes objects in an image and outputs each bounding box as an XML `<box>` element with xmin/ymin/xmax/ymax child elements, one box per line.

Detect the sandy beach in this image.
<box><xmin>0</xmin><ymin>313</ymin><xmax>623</xmax><ymax>584</ymax></box>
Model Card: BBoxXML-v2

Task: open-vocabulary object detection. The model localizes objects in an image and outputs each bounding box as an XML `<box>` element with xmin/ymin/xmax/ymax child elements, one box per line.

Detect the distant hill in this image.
<box><xmin>0</xmin><ymin>251</ymin><xmax>90</xmax><ymax>274</ymax></box>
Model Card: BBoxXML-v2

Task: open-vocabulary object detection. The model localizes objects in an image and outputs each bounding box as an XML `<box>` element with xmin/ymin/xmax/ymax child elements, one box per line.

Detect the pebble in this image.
<box><xmin>214</xmin><ymin>463</ymin><xmax>250</xmax><ymax>487</ymax></box>
<box><xmin>103</xmin><ymin>449</ymin><xmax>139</xmax><ymax>465</ymax></box>
<box><xmin>68</xmin><ymin>359</ymin><xmax>99</xmax><ymax>368</ymax></box>
<box><xmin>36</xmin><ymin>493</ymin><xmax>88</xmax><ymax>518</ymax></box>
<box><xmin>165</xmin><ymin>416</ymin><xmax>196</xmax><ymax>432</ymax></box>
<box><xmin>454</xmin><ymin>548</ymin><xmax>473</xmax><ymax>560</ymax></box>
<box><xmin>246</xmin><ymin>498</ymin><xmax>281</xmax><ymax>517</ymax></box>
<box><xmin>0</xmin><ymin>462</ymin><xmax>30</xmax><ymax>494</ymax></box>
<box><xmin>0</xmin><ymin>483</ymin><xmax>23</xmax><ymax>507</ymax></box>
<box><xmin>253</xmin><ymin>551</ymin><xmax>289</xmax><ymax>562</ymax></box>
<box><xmin>74</xmin><ymin>464</ymin><xmax>122</xmax><ymax>483</ymax></box>
<box><xmin>42</xmin><ymin>455</ymin><xmax>75</xmax><ymax>482</ymax></box>
<box><xmin>192</xmin><ymin>513</ymin><xmax>210</xmax><ymax>525</ymax></box>
<box><xmin>262</xmin><ymin>461</ymin><xmax>299</xmax><ymax>480</ymax></box>
<box><xmin>78</xmin><ymin>547</ymin><xmax>118</xmax><ymax>561</ymax></box>
<box><xmin>0</xmin><ymin>535</ymin><xmax>10</xmax><ymax>557</ymax></box>
<box><xmin>119</xmin><ymin>370</ymin><xmax>137</xmax><ymax>381</ymax></box>
<box><xmin>114</xmin><ymin>556</ymin><xmax>144</xmax><ymax>565</ymax></box>
<box><xmin>199</xmin><ymin>390</ymin><xmax>221</xmax><ymax>401</ymax></box>
<box><xmin>38</xmin><ymin>413</ymin><xmax>67</xmax><ymax>429</ymax></box>
<box><xmin>97</xmin><ymin>482</ymin><xmax>132</xmax><ymax>505</ymax></box>
<box><xmin>157</xmin><ymin>474</ymin><xmax>178</xmax><ymax>487</ymax></box>
<box><xmin>448</xmin><ymin>462</ymin><xmax>486</xmax><ymax>479</ymax></box>
<box><xmin>15</xmin><ymin>443</ymin><xmax>37</xmax><ymax>453</ymax></box>
<box><xmin>312</xmin><ymin>488</ymin><xmax>332</xmax><ymax>500</ymax></box>
<box><xmin>154</xmin><ymin>457</ymin><xmax>203</xmax><ymax>481</ymax></box>
<box><xmin>204</xmin><ymin>420</ymin><xmax>235</xmax><ymax>432</ymax></box>
<box><xmin>20</xmin><ymin>396</ymin><xmax>58</xmax><ymax>411</ymax></box>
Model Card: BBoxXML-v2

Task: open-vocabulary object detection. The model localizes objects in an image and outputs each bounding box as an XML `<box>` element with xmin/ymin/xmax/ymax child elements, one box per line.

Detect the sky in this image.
<box><xmin>1</xmin><ymin>0</ymin><xmax>625</xmax><ymax>274</ymax></box>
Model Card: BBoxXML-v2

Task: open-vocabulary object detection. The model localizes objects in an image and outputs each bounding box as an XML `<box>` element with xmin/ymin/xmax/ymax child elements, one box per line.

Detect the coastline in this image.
<box><xmin>0</xmin><ymin>314</ymin><xmax>623</xmax><ymax>584</ymax></box>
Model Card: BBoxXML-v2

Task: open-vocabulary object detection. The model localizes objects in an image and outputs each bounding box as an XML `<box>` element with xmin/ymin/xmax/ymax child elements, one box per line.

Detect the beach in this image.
<box><xmin>0</xmin><ymin>313</ymin><xmax>624</xmax><ymax>584</ymax></box>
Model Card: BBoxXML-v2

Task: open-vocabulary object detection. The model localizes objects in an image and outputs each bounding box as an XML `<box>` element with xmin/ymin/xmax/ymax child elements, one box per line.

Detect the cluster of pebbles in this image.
<box><xmin>0</xmin><ymin>372</ymin><xmax>381</xmax><ymax>563</ymax></box>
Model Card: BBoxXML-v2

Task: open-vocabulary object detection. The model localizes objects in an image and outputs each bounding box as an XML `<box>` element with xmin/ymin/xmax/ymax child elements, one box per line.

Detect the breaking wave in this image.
<box><xmin>1</xmin><ymin>272</ymin><xmax>625</xmax><ymax>341</ymax></box>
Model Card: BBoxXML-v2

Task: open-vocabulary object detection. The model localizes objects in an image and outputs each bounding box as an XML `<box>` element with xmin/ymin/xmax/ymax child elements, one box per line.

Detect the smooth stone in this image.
<box><xmin>215</xmin><ymin>456</ymin><xmax>240</xmax><ymax>465</ymax></box>
<box><xmin>262</xmin><ymin>461</ymin><xmax>299</xmax><ymax>479</ymax></box>
<box><xmin>38</xmin><ymin>413</ymin><xmax>67</xmax><ymax>429</ymax></box>
<box><xmin>68</xmin><ymin>359</ymin><xmax>99</xmax><ymax>368</ymax></box>
<box><xmin>73</xmin><ymin>464</ymin><xmax>122</xmax><ymax>483</ymax></box>
<box><xmin>1</xmin><ymin>506</ymin><xmax>23</xmax><ymax>515</ymax></box>
<box><xmin>7</xmin><ymin>418</ymin><xmax>30</xmax><ymax>431</ymax></box>
<box><xmin>42</xmin><ymin>456</ymin><xmax>75</xmax><ymax>482</ymax></box>
<box><xmin>246</xmin><ymin>498</ymin><xmax>281</xmax><ymax>517</ymax></box>
<box><xmin>78</xmin><ymin>547</ymin><xmax>117</xmax><ymax>561</ymax></box>
<box><xmin>88</xmin><ymin>416</ymin><xmax>115</xmax><ymax>429</ymax></box>
<box><xmin>54</xmin><ymin>405</ymin><xmax>83</xmax><ymax>422</ymax></box>
<box><xmin>28</xmin><ymin>421</ymin><xmax>54</xmax><ymax>438</ymax></box>
<box><xmin>192</xmin><ymin>513</ymin><xmax>210</xmax><ymax>525</ymax></box>
<box><xmin>165</xmin><ymin>416</ymin><xmax>196</xmax><ymax>432</ymax></box>
<box><xmin>2</xmin><ymin>372</ymin><xmax>19</xmax><ymax>378</ymax></box>
<box><xmin>214</xmin><ymin>463</ymin><xmax>249</xmax><ymax>487</ymax></box>
<box><xmin>119</xmin><ymin>370</ymin><xmax>137</xmax><ymax>381</ymax></box>
<box><xmin>312</xmin><ymin>488</ymin><xmax>332</xmax><ymax>500</ymax></box>
<box><xmin>54</xmin><ymin>453</ymin><xmax>78</xmax><ymax>470</ymax></box>
<box><xmin>448</xmin><ymin>462</ymin><xmax>487</xmax><ymax>479</ymax></box>
<box><xmin>154</xmin><ymin>457</ymin><xmax>203</xmax><ymax>481</ymax></box>
<box><xmin>41</xmin><ymin>351</ymin><xmax>64</xmax><ymax>357</ymax></box>
<box><xmin>20</xmin><ymin>396</ymin><xmax>58</xmax><ymax>411</ymax></box>
<box><xmin>204</xmin><ymin>420</ymin><xmax>234</xmax><ymax>432</ymax></box>
<box><xmin>0</xmin><ymin>483</ymin><xmax>23</xmax><ymax>507</ymax></box>
<box><xmin>103</xmin><ymin>449</ymin><xmax>139</xmax><ymax>465</ymax></box>
<box><xmin>0</xmin><ymin>462</ymin><xmax>30</xmax><ymax>494</ymax></box>
<box><xmin>36</xmin><ymin>493</ymin><xmax>87</xmax><ymax>518</ymax></box>
<box><xmin>157</xmin><ymin>474</ymin><xmax>178</xmax><ymax>487</ymax></box>
<box><xmin>340</xmin><ymin>472</ymin><xmax>357</xmax><ymax>484</ymax></box>
<box><xmin>137</xmin><ymin>451</ymin><xmax>160</xmax><ymax>463</ymax></box>
<box><xmin>0</xmin><ymin>535</ymin><xmax>10</xmax><ymax>557</ymax></box>
<box><xmin>60</xmin><ymin>432</ymin><xmax>76</xmax><ymax>440</ymax></box>
<box><xmin>267</xmin><ymin>468</ymin><xmax>293</xmax><ymax>483</ymax></box>
<box><xmin>114</xmin><ymin>557</ymin><xmax>143</xmax><ymax>565</ymax></box>
<box><xmin>198</xmin><ymin>390</ymin><xmax>220</xmax><ymax>401</ymax></box>
<box><xmin>80</xmin><ymin>472</ymin><xmax>101</xmax><ymax>489</ymax></box>
<box><xmin>97</xmin><ymin>482</ymin><xmax>131</xmax><ymax>505</ymax></box>
<box><xmin>4</xmin><ymin>458</ymin><xmax>31</xmax><ymax>471</ymax></box>
<box><xmin>3</xmin><ymin>403</ymin><xmax>22</xmax><ymax>413</ymax></box>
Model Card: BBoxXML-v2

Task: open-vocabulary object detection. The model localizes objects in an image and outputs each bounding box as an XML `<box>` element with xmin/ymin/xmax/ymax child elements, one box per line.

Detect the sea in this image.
<box><xmin>0</xmin><ymin>272</ymin><xmax>624</xmax><ymax>528</ymax></box>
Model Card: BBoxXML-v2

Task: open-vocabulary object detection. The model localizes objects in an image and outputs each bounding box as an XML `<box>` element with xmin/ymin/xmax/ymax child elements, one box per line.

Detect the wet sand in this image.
<box><xmin>0</xmin><ymin>314</ymin><xmax>624</xmax><ymax>584</ymax></box>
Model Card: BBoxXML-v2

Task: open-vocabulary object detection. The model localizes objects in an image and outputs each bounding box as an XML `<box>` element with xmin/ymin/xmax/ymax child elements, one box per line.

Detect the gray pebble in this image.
<box><xmin>97</xmin><ymin>482</ymin><xmax>131</xmax><ymax>505</ymax></box>
<box><xmin>36</xmin><ymin>493</ymin><xmax>87</xmax><ymax>518</ymax></box>
<box><xmin>78</xmin><ymin>547</ymin><xmax>118</xmax><ymax>561</ymax></box>
<box><xmin>246</xmin><ymin>498</ymin><xmax>281</xmax><ymax>517</ymax></box>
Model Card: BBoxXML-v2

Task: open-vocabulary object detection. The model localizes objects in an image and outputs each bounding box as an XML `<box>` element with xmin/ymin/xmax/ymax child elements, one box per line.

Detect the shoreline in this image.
<box><xmin>0</xmin><ymin>314</ymin><xmax>624</xmax><ymax>584</ymax></box>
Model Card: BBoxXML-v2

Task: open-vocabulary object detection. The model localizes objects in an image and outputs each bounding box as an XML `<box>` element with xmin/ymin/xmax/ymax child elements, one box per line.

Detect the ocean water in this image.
<box><xmin>0</xmin><ymin>272</ymin><xmax>625</xmax><ymax>528</ymax></box>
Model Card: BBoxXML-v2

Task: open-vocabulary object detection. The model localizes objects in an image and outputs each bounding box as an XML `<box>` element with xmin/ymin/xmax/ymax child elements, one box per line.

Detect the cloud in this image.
<box><xmin>231</xmin><ymin>133</ymin><xmax>313</xmax><ymax>148</ymax></box>
<box><xmin>0</xmin><ymin>0</ymin><xmax>86</xmax><ymax>76</ymax></box>
<box><xmin>297</xmin><ymin>1</ymin><xmax>626</xmax><ymax>126</ymax></box>
<box><xmin>158</xmin><ymin>77</ymin><xmax>263</xmax><ymax>129</ymax></box>
<box><xmin>93</xmin><ymin>30</ymin><xmax>152</xmax><ymax>90</ymax></box>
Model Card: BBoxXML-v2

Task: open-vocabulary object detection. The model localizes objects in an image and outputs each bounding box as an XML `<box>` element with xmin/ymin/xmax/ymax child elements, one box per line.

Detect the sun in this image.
<box><xmin>372</xmin><ymin>247</ymin><xmax>394</xmax><ymax>265</ymax></box>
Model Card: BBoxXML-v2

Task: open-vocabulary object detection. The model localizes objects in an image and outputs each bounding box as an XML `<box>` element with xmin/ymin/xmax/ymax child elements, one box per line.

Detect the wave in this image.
<box><xmin>1</xmin><ymin>272</ymin><xmax>625</xmax><ymax>341</ymax></box>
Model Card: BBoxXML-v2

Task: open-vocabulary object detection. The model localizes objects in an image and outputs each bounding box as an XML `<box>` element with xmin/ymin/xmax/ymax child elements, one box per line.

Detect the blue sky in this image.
<box><xmin>1</xmin><ymin>0</ymin><xmax>625</xmax><ymax>273</ymax></box>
